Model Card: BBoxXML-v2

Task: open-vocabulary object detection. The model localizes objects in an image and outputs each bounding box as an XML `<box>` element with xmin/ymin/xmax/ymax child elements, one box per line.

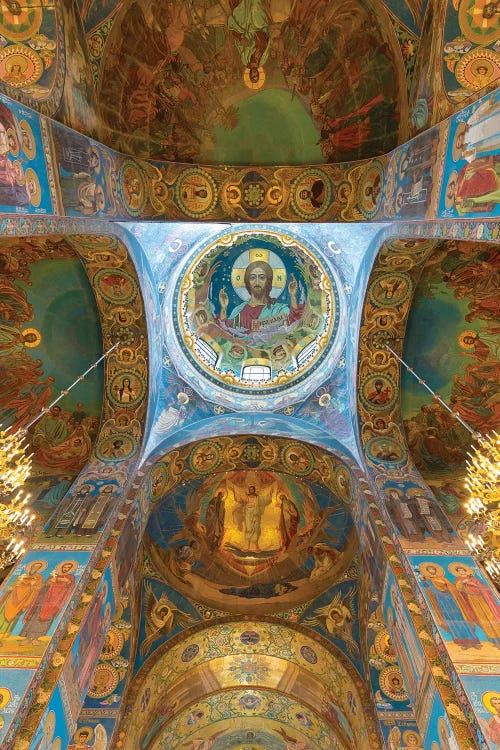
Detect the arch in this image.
<box><xmin>119</xmin><ymin>619</ymin><xmax>380</xmax><ymax>750</ymax></box>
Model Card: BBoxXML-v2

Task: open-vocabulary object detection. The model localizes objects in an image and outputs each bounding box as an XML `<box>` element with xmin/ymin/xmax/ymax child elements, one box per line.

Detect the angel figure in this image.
<box><xmin>302</xmin><ymin>587</ymin><xmax>359</xmax><ymax>657</ymax></box>
<box><xmin>140</xmin><ymin>582</ymin><xmax>196</xmax><ymax>656</ymax></box>
<box><xmin>69</xmin><ymin>724</ymin><xmax>107</xmax><ymax>750</ymax></box>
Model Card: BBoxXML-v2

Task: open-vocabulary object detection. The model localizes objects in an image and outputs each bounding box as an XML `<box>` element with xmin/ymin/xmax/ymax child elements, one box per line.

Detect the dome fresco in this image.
<box><xmin>97</xmin><ymin>0</ymin><xmax>403</xmax><ymax>164</ymax></box>
<box><xmin>146</xmin><ymin>466</ymin><xmax>355</xmax><ymax>614</ymax></box>
<box><xmin>167</xmin><ymin>229</ymin><xmax>344</xmax><ymax>409</ymax></box>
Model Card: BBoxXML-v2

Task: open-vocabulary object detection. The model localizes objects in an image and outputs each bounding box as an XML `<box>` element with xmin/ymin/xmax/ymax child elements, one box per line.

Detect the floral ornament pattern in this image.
<box><xmin>227</xmin><ymin>656</ymin><xmax>270</xmax><ymax>684</ymax></box>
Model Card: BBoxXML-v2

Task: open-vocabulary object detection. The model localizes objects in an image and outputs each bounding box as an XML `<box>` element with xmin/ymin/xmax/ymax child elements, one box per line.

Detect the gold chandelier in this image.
<box><xmin>0</xmin><ymin>342</ymin><xmax>120</xmax><ymax>568</ymax></box>
<box><xmin>0</xmin><ymin>426</ymin><xmax>32</xmax><ymax>495</ymax></box>
<box><xmin>464</xmin><ymin>432</ymin><xmax>500</xmax><ymax>584</ymax></box>
<box><xmin>385</xmin><ymin>346</ymin><xmax>500</xmax><ymax>587</ymax></box>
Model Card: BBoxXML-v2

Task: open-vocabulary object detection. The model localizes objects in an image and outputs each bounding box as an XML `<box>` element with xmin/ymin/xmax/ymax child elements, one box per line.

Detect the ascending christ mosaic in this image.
<box><xmin>172</xmin><ymin>231</ymin><xmax>342</xmax><ymax>404</ymax></box>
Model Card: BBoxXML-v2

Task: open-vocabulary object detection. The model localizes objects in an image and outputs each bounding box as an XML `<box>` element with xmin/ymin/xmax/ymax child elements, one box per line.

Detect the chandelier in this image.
<box><xmin>0</xmin><ymin>341</ymin><xmax>120</xmax><ymax>568</ymax></box>
<box><xmin>385</xmin><ymin>346</ymin><xmax>500</xmax><ymax>588</ymax></box>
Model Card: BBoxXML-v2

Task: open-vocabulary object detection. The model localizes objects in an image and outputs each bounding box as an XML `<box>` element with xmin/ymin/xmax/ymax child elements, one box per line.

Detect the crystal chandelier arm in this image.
<box><xmin>22</xmin><ymin>341</ymin><xmax>120</xmax><ymax>432</ymax></box>
<box><xmin>384</xmin><ymin>344</ymin><xmax>476</xmax><ymax>436</ymax></box>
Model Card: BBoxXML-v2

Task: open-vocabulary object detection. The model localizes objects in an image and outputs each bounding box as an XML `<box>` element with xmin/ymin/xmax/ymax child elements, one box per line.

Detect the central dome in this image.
<box><xmin>166</xmin><ymin>229</ymin><xmax>345</xmax><ymax>409</ymax></box>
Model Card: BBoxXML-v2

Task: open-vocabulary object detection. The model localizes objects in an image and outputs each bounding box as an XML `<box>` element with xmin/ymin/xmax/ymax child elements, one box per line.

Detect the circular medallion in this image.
<box><xmin>0</xmin><ymin>1</ymin><xmax>42</xmax><ymax>42</ymax></box>
<box><xmin>240</xmin><ymin>630</ymin><xmax>260</xmax><ymax>645</ymax></box>
<box><xmin>108</xmin><ymin>371</ymin><xmax>145</xmax><ymax>408</ymax></box>
<box><xmin>95</xmin><ymin>269</ymin><xmax>137</xmax><ymax>304</ymax></box>
<box><xmin>291</xmin><ymin>169</ymin><xmax>331</xmax><ymax>219</ymax></box>
<box><xmin>119</xmin><ymin>160</ymin><xmax>147</xmax><ymax>216</ymax></box>
<box><xmin>73</xmin><ymin>234</ymin><xmax>118</xmax><ymax>249</ymax></box>
<box><xmin>369</xmin><ymin>273</ymin><xmax>413</xmax><ymax>307</ymax></box>
<box><xmin>366</xmin><ymin>437</ymin><xmax>405</xmax><ymax>467</ymax></box>
<box><xmin>379</xmin><ymin>665</ymin><xmax>408</xmax><ymax>701</ymax></box>
<box><xmin>100</xmin><ymin>625</ymin><xmax>124</xmax><ymax>660</ymax></box>
<box><xmin>333</xmin><ymin>466</ymin><xmax>352</xmax><ymax>503</ymax></box>
<box><xmin>181</xmin><ymin>643</ymin><xmax>200</xmax><ymax>662</ymax></box>
<box><xmin>87</xmin><ymin>663</ymin><xmax>119</xmax><ymax>699</ymax></box>
<box><xmin>374</xmin><ymin>630</ymin><xmax>397</xmax><ymax>663</ymax></box>
<box><xmin>360</xmin><ymin>374</ymin><xmax>397</xmax><ymax>412</ymax></box>
<box><xmin>300</xmin><ymin>645</ymin><xmax>318</xmax><ymax>664</ymax></box>
<box><xmin>281</xmin><ymin>443</ymin><xmax>314</xmax><ymax>476</ymax></box>
<box><xmin>169</xmin><ymin>230</ymin><xmax>344</xmax><ymax>408</ymax></box>
<box><xmin>188</xmin><ymin>441</ymin><xmax>223</xmax><ymax>474</ymax></box>
<box><xmin>366</xmin><ymin>328</ymin><xmax>396</xmax><ymax>351</ymax></box>
<box><xmin>459</xmin><ymin>0</ymin><xmax>500</xmax><ymax>44</ymax></box>
<box><xmin>239</xmin><ymin>693</ymin><xmax>261</xmax><ymax>710</ymax></box>
<box><xmin>0</xmin><ymin>44</ymin><xmax>42</xmax><ymax>88</ymax></box>
<box><xmin>96</xmin><ymin>434</ymin><xmax>137</xmax><ymax>462</ymax></box>
<box><xmin>149</xmin><ymin>462</ymin><xmax>169</xmax><ymax>501</ymax></box>
<box><xmin>456</xmin><ymin>49</ymin><xmax>500</xmax><ymax>90</ymax></box>
<box><xmin>357</xmin><ymin>160</ymin><xmax>383</xmax><ymax>218</ymax></box>
<box><xmin>175</xmin><ymin>167</ymin><xmax>217</xmax><ymax>218</ymax></box>
<box><xmin>386</xmin><ymin>238</ymin><xmax>434</xmax><ymax>255</ymax></box>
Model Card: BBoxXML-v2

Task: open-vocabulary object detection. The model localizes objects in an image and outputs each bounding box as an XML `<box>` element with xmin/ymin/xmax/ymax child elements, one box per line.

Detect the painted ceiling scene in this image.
<box><xmin>402</xmin><ymin>239</ymin><xmax>500</xmax><ymax>534</ymax></box>
<box><xmin>0</xmin><ymin>235</ymin><xmax>103</xmax><ymax>530</ymax></box>
<box><xmin>0</xmin><ymin>222</ymin><xmax>494</xmax><ymax>748</ymax></box>
<box><xmin>0</xmin><ymin>1</ymin><xmax>498</xmax><ymax>749</ymax></box>
<box><xmin>0</xmin><ymin>0</ymin><xmax>497</xmax><ymax>166</ymax></box>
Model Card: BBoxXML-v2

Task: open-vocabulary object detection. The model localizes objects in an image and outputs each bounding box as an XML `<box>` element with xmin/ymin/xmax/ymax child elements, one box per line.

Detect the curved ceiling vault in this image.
<box><xmin>97</xmin><ymin>0</ymin><xmax>406</xmax><ymax>164</ymax></box>
<box><xmin>113</xmin><ymin>435</ymin><xmax>382</xmax><ymax>749</ymax></box>
<box><xmin>121</xmin><ymin>620</ymin><xmax>376</xmax><ymax>750</ymax></box>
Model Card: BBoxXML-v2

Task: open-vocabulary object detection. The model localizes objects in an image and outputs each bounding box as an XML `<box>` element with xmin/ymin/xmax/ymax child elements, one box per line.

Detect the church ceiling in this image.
<box><xmin>164</xmin><ymin>227</ymin><xmax>347</xmax><ymax>411</ymax></box>
<box><xmin>401</xmin><ymin>239</ymin><xmax>499</xmax><ymax>530</ymax></box>
<box><xmin>0</xmin><ymin>236</ymin><xmax>103</xmax><ymax>528</ymax></box>
<box><xmin>120</xmin><ymin>618</ymin><xmax>380</xmax><ymax>750</ymax></box>
<box><xmin>442</xmin><ymin>0</ymin><xmax>500</xmax><ymax>106</ymax></box>
<box><xmin>124</xmin><ymin>221</ymin><xmax>384</xmax><ymax>463</ymax></box>
<box><xmin>93</xmin><ymin>0</ymin><xmax>406</xmax><ymax>164</ymax></box>
<box><xmin>145</xmin><ymin>468</ymin><xmax>356</xmax><ymax>614</ymax></box>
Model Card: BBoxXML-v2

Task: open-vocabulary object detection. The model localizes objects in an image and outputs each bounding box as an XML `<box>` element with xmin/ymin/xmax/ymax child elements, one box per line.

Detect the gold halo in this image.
<box><xmin>448</xmin><ymin>562</ymin><xmax>474</xmax><ymax>577</ymax></box>
<box><xmin>418</xmin><ymin>561</ymin><xmax>444</xmax><ymax>577</ymax></box>
<box><xmin>89</xmin><ymin>147</ymin><xmax>101</xmax><ymax>174</ymax></box>
<box><xmin>26</xmin><ymin>559</ymin><xmax>48</xmax><ymax>574</ymax></box>
<box><xmin>43</xmin><ymin>711</ymin><xmax>56</xmax><ymax>740</ymax></box>
<box><xmin>22</xmin><ymin>327</ymin><xmax>41</xmax><ymax>347</ymax></box>
<box><xmin>20</xmin><ymin>119</ymin><xmax>36</xmax><ymax>159</ymax></box>
<box><xmin>6</xmin><ymin>127</ymin><xmax>19</xmax><ymax>156</ymax></box>
<box><xmin>75</xmin><ymin>726</ymin><xmax>94</xmax><ymax>743</ymax></box>
<box><xmin>483</xmin><ymin>691</ymin><xmax>500</xmax><ymax>714</ymax></box>
<box><xmin>458</xmin><ymin>330</ymin><xmax>477</xmax><ymax>349</ymax></box>
<box><xmin>445</xmin><ymin>171</ymin><xmax>458</xmax><ymax>210</ymax></box>
<box><xmin>25</xmin><ymin>167</ymin><xmax>41</xmax><ymax>207</ymax></box>
<box><xmin>55</xmin><ymin>559</ymin><xmax>78</xmax><ymax>574</ymax></box>
<box><xmin>403</xmin><ymin>730</ymin><xmax>421</xmax><ymax>745</ymax></box>
<box><xmin>118</xmin><ymin>346</ymin><xmax>136</xmax><ymax>362</ymax></box>
<box><xmin>243</xmin><ymin>65</ymin><xmax>265</xmax><ymax>90</ymax></box>
<box><xmin>406</xmin><ymin>486</ymin><xmax>426</xmax><ymax>498</ymax></box>
<box><xmin>0</xmin><ymin>687</ymin><xmax>11</xmax><ymax>709</ymax></box>
<box><xmin>437</xmin><ymin>717</ymin><xmax>449</xmax><ymax>738</ymax></box>
<box><xmin>452</xmin><ymin>121</ymin><xmax>467</xmax><ymax>161</ymax></box>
